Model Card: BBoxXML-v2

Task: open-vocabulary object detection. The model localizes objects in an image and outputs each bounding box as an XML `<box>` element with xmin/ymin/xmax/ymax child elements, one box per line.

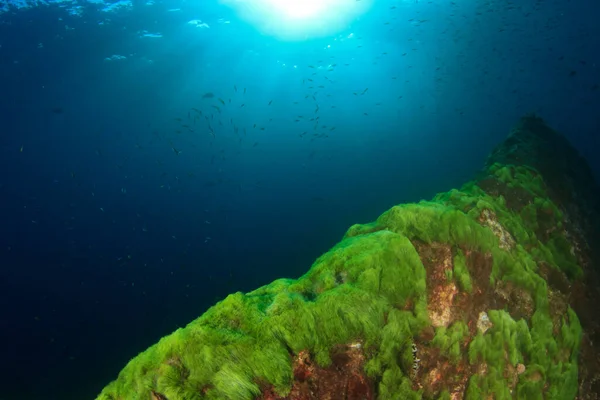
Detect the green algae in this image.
<box><xmin>98</xmin><ymin>231</ymin><xmax>429</xmax><ymax>400</ymax></box>
<box><xmin>97</xmin><ymin>160</ymin><xmax>584</xmax><ymax>400</ymax></box>
<box><xmin>432</xmin><ymin>321</ymin><xmax>468</xmax><ymax>363</ymax></box>
<box><xmin>453</xmin><ymin>249</ymin><xmax>472</xmax><ymax>293</ymax></box>
<box><xmin>465</xmin><ymin>307</ymin><xmax>581</xmax><ymax>400</ymax></box>
<box><xmin>346</xmin><ymin>201</ymin><xmax>498</xmax><ymax>252</ymax></box>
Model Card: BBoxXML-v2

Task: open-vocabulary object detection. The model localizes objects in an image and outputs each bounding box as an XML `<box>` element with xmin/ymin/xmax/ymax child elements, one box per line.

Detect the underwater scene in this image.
<box><xmin>1</xmin><ymin>0</ymin><xmax>599</xmax><ymax>399</ymax></box>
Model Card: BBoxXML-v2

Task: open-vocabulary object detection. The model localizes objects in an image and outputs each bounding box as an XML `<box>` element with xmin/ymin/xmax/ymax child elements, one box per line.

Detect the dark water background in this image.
<box><xmin>0</xmin><ymin>0</ymin><xmax>598</xmax><ymax>399</ymax></box>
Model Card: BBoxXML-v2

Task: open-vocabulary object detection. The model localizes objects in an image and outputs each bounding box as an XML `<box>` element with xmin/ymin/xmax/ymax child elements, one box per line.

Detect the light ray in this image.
<box><xmin>220</xmin><ymin>0</ymin><xmax>373</xmax><ymax>40</ymax></box>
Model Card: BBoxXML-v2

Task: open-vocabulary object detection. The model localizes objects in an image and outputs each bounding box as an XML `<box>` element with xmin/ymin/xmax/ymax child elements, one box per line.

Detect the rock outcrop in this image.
<box><xmin>97</xmin><ymin>115</ymin><xmax>600</xmax><ymax>400</ymax></box>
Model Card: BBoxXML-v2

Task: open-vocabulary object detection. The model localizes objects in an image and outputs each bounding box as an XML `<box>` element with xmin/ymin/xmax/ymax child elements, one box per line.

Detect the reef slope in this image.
<box><xmin>97</xmin><ymin>115</ymin><xmax>600</xmax><ymax>400</ymax></box>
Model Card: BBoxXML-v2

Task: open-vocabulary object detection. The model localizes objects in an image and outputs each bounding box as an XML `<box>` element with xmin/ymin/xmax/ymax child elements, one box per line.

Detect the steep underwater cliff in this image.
<box><xmin>97</xmin><ymin>115</ymin><xmax>600</xmax><ymax>400</ymax></box>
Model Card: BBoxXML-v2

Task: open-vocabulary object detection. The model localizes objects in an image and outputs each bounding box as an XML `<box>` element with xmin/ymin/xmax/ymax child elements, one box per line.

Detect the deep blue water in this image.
<box><xmin>0</xmin><ymin>0</ymin><xmax>598</xmax><ymax>399</ymax></box>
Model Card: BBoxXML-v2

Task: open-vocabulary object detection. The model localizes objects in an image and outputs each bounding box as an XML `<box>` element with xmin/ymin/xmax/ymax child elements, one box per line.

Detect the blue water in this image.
<box><xmin>0</xmin><ymin>0</ymin><xmax>598</xmax><ymax>399</ymax></box>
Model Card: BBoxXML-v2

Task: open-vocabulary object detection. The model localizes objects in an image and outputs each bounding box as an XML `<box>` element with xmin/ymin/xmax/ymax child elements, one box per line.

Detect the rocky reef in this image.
<box><xmin>97</xmin><ymin>115</ymin><xmax>600</xmax><ymax>400</ymax></box>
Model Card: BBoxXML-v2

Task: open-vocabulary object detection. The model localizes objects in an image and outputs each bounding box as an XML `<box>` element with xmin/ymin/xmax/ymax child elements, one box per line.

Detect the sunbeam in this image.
<box><xmin>220</xmin><ymin>0</ymin><xmax>373</xmax><ymax>40</ymax></box>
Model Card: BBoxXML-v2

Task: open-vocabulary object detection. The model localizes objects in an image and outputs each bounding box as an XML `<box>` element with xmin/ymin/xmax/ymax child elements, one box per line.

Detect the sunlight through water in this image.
<box><xmin>220</xmin><ymin>0</ymin><xmax>373</xmax><ymax>40</ymax></box>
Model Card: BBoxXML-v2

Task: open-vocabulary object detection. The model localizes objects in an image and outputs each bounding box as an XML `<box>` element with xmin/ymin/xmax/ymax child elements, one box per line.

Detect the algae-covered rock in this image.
<box><xmin>97</xmin><ymin>115</ymin><xmax>600</xmax><ymax>400</ymax></box>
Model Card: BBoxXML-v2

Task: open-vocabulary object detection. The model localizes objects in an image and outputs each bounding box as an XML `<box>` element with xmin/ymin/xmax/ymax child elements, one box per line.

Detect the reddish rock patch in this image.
<box><xmin>495</xmin><ymin>280</ymin><xmax>535</xmax><ymax>321</ymax></box>
<box><xmin>413</xmin><ymin>242</ymin><xmax>459</xmax><ymax>328</ymax></box>
<box><xmin>415</xmin><ymin>345</ymin><xmax>472</xmax><ymax>399</ymax></box>
<box><xmin>260</xmin><ymin>344</ymin><xmax>373</xmax><ymax>400</ymax></box>
<box><xmin>538</xmin><ymin>262</ymin><xmax>571</xmax><ymax>294</ymax></box>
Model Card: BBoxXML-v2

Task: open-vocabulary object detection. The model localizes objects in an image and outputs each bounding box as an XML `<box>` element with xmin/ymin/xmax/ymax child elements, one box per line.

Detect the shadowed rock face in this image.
<box><xmin>97</xmin><ymin>115</ymin><xmax>600</xmax><ymax>400</ymax></box>
<box><xmin>481</xmin><ymin>115</ymin><xmax>600</xmax><ymax>398</ymax></box>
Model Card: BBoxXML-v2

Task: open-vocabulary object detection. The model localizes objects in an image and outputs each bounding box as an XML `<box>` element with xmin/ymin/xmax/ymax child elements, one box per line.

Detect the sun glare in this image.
<box><xmin>220</xmin><ymin>0</ymin><xmax>373</xmax><ymax>40</ymax></box>
<box><xmin>267</xmin><ymin>0</ymin><xmax>326</xmax><ymax>19</ymax></box>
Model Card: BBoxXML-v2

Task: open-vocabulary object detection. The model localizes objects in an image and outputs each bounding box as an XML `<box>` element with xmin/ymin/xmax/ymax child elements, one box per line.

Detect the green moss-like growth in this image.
<box><xmin>546</xmin><ymin>235</ymin><xmax>582</xmax><ymax>279</ymax></box>
<box><xmin>468</xmin><ymin>311</ymin><xmax>529</xmax><ymax>368</ymax></box>
<box><xmin>488</xmin><ymin>163</ymin><xmax>547</xmax><ymax>199</ymax></box>
<box><xmin>98</xmin><ymin>144</ymin><xmax>587</xmax><ymax>399</ymax></box>
<box><xmin>432</xmin><ymin>321</ymin><xmax>468</xmax><ymax>362</ymax></box>
<box><xmin>465</xmin><ymin>307</ymin><xmax>581</xmax><ymax>399</ymax></box>
<box><xmin>98</xmin><ymin>231</ymin><xmax>429</xmax><ymax>400</ymax></box>
<box><xmin>378</xmin><ymin>365</ymin><xmax>422</xmax><ymax>400</ymax></box>
<box><xmin>453</xmin><ymin>249</ymin><xmax>472</xmax><ymax>293</ymax></box>
<box><xmin>346</xmin><ymin>201</ymin><xmax>498</xmax><ymax>252</ymax></box>
<box><xmin>438</xmin><ymin>390</ymin><xmax>452</xmax><ymax>400</ymax></box>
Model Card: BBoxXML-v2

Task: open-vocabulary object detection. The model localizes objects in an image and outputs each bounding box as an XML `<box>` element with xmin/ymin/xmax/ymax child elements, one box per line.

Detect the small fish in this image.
<box><xmin>20</xmin><ymin>145</ymin><xmax>23</xmax><ymax>152</ymax></box>
<box><xmin>202</xmin><ymin>92</ymin><xmax>214</xmax><ymax>99</ymax></box>
<box><xmin>172</xmin><ymin>147</ymin><xmax>182</xmax><ymax>155</ymax></box>
<box><xmin>218</xmin><ymin>98</ymin><xmax>225</xmax><ymax>105</ymax></box>
<box><xmin>100</xmin><ymin>207</ymin><xmax>105</xmax><ymax>212</ymax></box>
<box><xmin>268</xmin><ymin>100</ymin><xmax>272</xmax><ymax>106</ymax></box>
